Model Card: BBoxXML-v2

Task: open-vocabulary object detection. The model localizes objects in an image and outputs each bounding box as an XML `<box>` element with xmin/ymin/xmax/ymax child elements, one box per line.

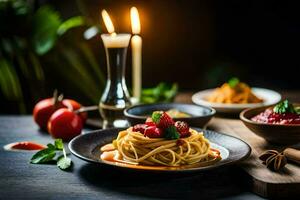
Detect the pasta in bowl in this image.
<box><xmin>207</xmin><ymin>78</ymin><xmax>263</xmax><ymax>104</ymax></box>
<box><xmin>192</xmin><ymin>78</ymin><xmax>281</xmax><ymax>113</ymax></box>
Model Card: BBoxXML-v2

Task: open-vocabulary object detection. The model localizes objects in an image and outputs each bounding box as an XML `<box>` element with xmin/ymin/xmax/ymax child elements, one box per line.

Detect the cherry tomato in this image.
<box><xmin>62</xmin><ymin>99</ymin><xmax>87</xmax><ymax>123</ymax></box>
<box><xmin>48</xmin><ymin>108</ymin><xmax>83</xmax><ymax>141</ymax></box>
<box><xmin>33</xmin><ymin>96</ymin><xmax>86</xmax><ymax>130</ymax></box>
<box><xmin>33</xmin><ymin>98</ymin><xmax>66</xmax><ymax>130</ymax></box>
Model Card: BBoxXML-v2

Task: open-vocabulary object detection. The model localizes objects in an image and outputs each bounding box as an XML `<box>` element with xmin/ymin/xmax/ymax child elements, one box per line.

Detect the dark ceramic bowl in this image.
<box><xmin>240</xmin><ymin>105</ymin><xmax>300</xmax><ymax>145</ymax></box>
<box><xmin>124</xmin><ymin>103</ymin><xmax>216</xmax><ymax>128</ymax></box>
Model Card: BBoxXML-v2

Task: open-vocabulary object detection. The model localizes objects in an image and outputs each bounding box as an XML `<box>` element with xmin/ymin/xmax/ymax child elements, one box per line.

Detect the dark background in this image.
<box><xmin>56</xmin><ymin>0</ymin><xmax>300</xmax><ymax>89</ymax></box>
<box><xmin>1</xmin><ymin>0</ymin><xmax>299</xmax><ymax>113</ymax></box>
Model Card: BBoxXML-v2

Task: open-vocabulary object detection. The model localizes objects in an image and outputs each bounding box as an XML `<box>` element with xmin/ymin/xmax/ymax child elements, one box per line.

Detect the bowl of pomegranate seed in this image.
<box><xmin>124</xmin><ymin>103</ymin><xmax>216</xmax><ymax>128</ymax></box>
<box><xmin>240</xmin><ymin>100</ymin><xmax>300</xmax><ymax>144</ymax></box>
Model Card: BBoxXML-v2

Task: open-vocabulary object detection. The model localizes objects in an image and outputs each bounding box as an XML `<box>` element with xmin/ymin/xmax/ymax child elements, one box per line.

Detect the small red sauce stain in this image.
<box><xmin>5</xmin><ymin>141</ymin><xmax>46</xmax><ymax>151</ymax></box>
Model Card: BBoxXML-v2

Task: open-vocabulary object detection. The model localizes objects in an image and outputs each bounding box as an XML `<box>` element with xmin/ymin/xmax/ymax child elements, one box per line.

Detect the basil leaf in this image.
<box><xmin>47</xmin><ymin>143</ymin><xmax>56</xmax><ymax>150</ymax></box>
<box><xmin>295</xmin><ymin>107</ymin><xmax>300</xmax><ymax>114</ymax></box>
<box><xmin>228</xmin><ymin>77</ymin><xmax>240</xmax><ymax>88</ymax></box>
<box><xmin>164</xmin><ymin>126</ymin><xmax>180</xmax><ymax>140</ymax></box>
<box><xmin>57</xmin><ymin>156</ymin><xmax>72</xmax><ymax>170</ymax></box>
<box><xmin>30</xmin><ymin>148</ymin><xmax>56</xmax><ymax>164</ymax></box>
<box><xmin>152</xmin><ymin>111</ymin><xmax>162</xmax><ymax>123</ymax></box>
<box><xmin>54</xmin><ymin>139</ymin><xmax>63</xmax><ymax>150</ymax></box>
<box><xmin>273</xmin><ymin>99</ymin><xmax>296</xmax><ymax>114</ymax></box>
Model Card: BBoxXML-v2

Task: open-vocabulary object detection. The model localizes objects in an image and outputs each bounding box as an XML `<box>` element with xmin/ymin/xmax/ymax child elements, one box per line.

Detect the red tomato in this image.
<box><xmin>33</xmin><ymin>98</ymin><xmax>66</xmax><ymax>130</ymax></box>
<box><xmin>62</xmin><ymin>99</ymin><xmax>87</xmax><ymax>123</ymax></box>
<box><xmin>48</xmin><ymin>108</ymin><xmax>83</xmax><ymax>141</ymax></box>
<box><xmin>33</xmin><ymin>98</ymin><xmax>86</xmax><ymax>130</ymax></box>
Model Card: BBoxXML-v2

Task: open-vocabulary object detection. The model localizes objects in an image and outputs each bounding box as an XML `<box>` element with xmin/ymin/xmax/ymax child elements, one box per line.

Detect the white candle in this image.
<box><xmin>101</xmin><ymin>33</ymin><xmax>131</xmax><ymax>48</ymax></box>
<box><xmin>130</xmin><ymin>7</ymin><xmax>142</xmax><ymax>100</ymax></box>
<box><xmin>131</xmin><ymin>35</ymin><xmax>142</xmax><ymax>98</ymax></box>
<box><xmin>101</xmin><ymin>10</ymin><xmax>131</xmax><ymax>48</ymax></box>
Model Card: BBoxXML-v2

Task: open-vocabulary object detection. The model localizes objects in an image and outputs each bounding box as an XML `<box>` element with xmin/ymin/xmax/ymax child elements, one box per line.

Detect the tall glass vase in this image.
<box><xmin>99</xmin><ymin>34</ymin><xmax>132</xmax><ymax>129</ymax></box>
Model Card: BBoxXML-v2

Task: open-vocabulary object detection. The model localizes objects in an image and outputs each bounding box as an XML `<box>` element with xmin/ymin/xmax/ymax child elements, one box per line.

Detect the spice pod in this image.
<box><xmin>259</xmin><ymin>150</ymin><xmax>287</xmax><ymax>171</ymax></box>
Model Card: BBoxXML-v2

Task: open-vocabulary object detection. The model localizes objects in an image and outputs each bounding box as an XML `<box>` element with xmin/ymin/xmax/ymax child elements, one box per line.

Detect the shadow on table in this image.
<box><xmin>78</xmin><ymin>163</ymin><xmax>249</xmax><ymax>199</ymax></box>
<box><xmin>215</xmin><ymin>112</ymin><xmax>241</xmax><ymax>119</ymax></box>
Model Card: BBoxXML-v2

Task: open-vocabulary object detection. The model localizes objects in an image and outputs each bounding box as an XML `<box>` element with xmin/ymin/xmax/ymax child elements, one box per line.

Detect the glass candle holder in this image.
<box><xmin>100</xmin><ymin>33</ymin><xmax>132</xmax><ymax>129</ymax></box>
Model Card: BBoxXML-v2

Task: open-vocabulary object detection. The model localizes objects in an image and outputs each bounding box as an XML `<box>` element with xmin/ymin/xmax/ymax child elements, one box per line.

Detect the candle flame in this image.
<box><xmin>101</xmin><ymin>9</ymin><xmax>115</xmax><ymax>34</ymax></box>
<box><xmin>130</xmin><ymin>7</ymin><xmax>141</xmax><ymax>34</ymax></box>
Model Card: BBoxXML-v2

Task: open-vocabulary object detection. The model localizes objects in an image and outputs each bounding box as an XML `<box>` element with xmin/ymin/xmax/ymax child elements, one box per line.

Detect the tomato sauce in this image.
<box><xmin>252</xmin><ymin>108</ymin><xmax>300</xmax><ymax>125</ymax></box>
<box><xmin>4</xmin><ymin>141</ymin><xmax>46</xmax><ymax>151</ymax></box>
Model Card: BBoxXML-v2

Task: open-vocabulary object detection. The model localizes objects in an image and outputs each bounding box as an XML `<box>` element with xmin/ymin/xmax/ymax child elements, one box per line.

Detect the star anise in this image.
<box><xmin>259</xmin><ymin>150</ymin><xmax>287</xmax><ymax>171</ymax></box>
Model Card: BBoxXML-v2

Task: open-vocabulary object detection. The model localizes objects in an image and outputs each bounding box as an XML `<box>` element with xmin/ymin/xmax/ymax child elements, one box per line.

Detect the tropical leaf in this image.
<box><xmin>78</xmin><ymin>42</ymin><xmax>105</xmax><ymax>85</ymax></box>
<box><xmin>58</xmin><ymin>45</ymin><xmax>101</xmax><ymax>103</ymax></box>
<box><xmin>28</xmin><ymin>51</ymin><xmax>44</xmax><ymax>81</ymax></box>
<box><xmin>57</xmin><ymin>16</ymin><xmax>85</xmax><ymax>36</ymax></box>
<box><xmin>32</xmin><ymin>6</ymin><xmax>61</xmax><ymax>55</ymax></box>
<box><xmin>0</xmin><ymin>1</ymin><xmax>105</xmax><ymax>113</ymax></box>
<box><xmin>0</xmin><ymin>58</ymin><xmax>26</xmax><ymax>112</ymax></box>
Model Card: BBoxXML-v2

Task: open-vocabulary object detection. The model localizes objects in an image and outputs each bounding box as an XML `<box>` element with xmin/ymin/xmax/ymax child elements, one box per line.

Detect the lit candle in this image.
<box><xmin>130</xmin><ymin>7</ymin><xmax>142</xmax><ymax>101</ymax></box>
<box><xmin>101</xmin><ymin>10</ymin><xmax>131</xmax><ymax>48</ymax></box>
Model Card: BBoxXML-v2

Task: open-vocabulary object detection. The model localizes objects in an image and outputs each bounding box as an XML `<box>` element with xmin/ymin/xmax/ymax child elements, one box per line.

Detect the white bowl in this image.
<box><xmin>192</xmin><ymin>88</ymin><xmax>281</xmax><ymax>113</ymax></box>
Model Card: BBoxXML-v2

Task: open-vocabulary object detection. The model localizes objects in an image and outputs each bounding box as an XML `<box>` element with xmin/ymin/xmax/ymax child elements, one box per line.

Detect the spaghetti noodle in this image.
<box><xmin>101</xmin><ymin>128</ymin><xmax>217</xmax><ymax>166</ymax></box>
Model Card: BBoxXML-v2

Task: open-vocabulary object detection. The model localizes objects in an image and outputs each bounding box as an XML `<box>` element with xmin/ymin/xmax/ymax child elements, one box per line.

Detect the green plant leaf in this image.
<box><xmin>57</xmin><ymin>155</ymin><xmax>72</xmax><ymax>170</ymax></box>
<box><xmin>141</xmin><ymin>82</ymin><xmax>178</xmax><ymax>104</ymax></box>
<box><xmin>152</xmin><ymin>111</ymin><xmax>162</xmax><ymax>123</ymax></box>
<box><xmin>164</xmin><ymin>83</ymin><xmax>178</xmax><ymax>102</ymax></box>
<box><xmin>57</xmin><ymin>16</ymin><xmax>85</xmax><ymax>36</ymax></box>
<box><xmin>47</xmin><ymin>143</ymin><xmax>56</xmax><ymax>150</ymax></box>
<box><xmin>0</xmin><ymin>58</ymin><xmax>23</xmax><ymax>100</ymax></box>
<box><xmin>58</xmin><ymin>45</ymin><xmax>100</xmax><ymax>103</ymax></box>
<box><xmin>54</xmin><ymin>139</ymin><xmax>64</xmax><ymax>150</ymax></box>
<box><xmin>228</xmin><ymin>77</ymin><xmax>240</xmax><ymax>88</ymax></box>
<box><xmin>28</xmin><ymin>52</ymin><xmax>44</xmax><ymax>81</ymax></box>
<box><xmin>273</xmin><ymin>99</ymin><xmax>296</xmax><ymax>114</ymax></box>
<box><xmin>79</xmin><ymin>43</ymin><xmax>105</xmax><ymax>85</ymax></box>
<box><xmin>32</xmin><ymin>6</ymin><xmax>61</xmax><ymax>55</ymax></box>
<box><xmin>295</xmin><ymin>107</ymin><xmax>300</xmax><ymax>114</ymax></box>
<box><xmin>30</xmin><ymin>148</ymin><xmax>56</xmax><ymax>164</ymax></box>
<box><xmin>164</xmin><ymin>125</ymin><xmax>180</xmax><ymax>140</ymax></box>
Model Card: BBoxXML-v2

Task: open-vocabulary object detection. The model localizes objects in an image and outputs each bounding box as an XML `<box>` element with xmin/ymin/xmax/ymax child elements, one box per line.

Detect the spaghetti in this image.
<box><xmin>101</xmin><ymin>128</ymin><xmax>218</xmax><ymax>166</ymax></box>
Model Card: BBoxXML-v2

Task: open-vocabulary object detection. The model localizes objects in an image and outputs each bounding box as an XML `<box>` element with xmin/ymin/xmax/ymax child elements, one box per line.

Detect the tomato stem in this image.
<box><xmin>53</xmin><ymin>89</ymin><xmax>58</xmax><ymax>105</ymax></box>
<box><xmin>53</xmin><ymin>89</ymin><xmax>64</xmax><ymax>108</ymax></box>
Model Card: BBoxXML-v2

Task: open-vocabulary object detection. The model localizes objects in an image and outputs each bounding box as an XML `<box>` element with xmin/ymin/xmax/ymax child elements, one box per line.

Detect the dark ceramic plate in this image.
<box><xmin>69</xmin><ymin>128</ymin><xmax>251</xmax><ymax>173</ymax></box>
<box><xmin>240</xmin><ymin>105</ymin><xmax>300</xmax><ymax>144</ymax></box>
<box><xmin>124</xmin><ymin>103</ymin><xmax>216</xmax><ymax>128</ymax></box>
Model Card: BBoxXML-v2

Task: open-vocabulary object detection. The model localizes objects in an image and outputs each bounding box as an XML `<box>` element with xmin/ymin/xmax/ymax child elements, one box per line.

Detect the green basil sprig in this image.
<box><xmin>273</xmin><ymin>99</ymin><xmax>299</xmax><ymax>114</ymax></box>
<box><xmin>30</xmin><ymin>139</ymin><xmax>72</xmax><ymax>171</ymax></box>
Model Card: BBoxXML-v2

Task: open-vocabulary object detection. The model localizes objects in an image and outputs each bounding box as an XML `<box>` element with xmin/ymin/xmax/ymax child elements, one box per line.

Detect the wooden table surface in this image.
<box><xmin>0</xmin><ymin>91</ymin><xmax>299</xmax><ymax>199</ymax></box>
<box><xmin>0</xmin><ymin>116</ymin><xmax>263</xmax><ymax>200</ymax></box>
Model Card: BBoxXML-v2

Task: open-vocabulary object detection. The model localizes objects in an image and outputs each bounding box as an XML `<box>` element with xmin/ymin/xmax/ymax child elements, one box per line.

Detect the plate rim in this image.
<box><xmin>124</xmin><ymin>102</ymin><xmax>216</xmax><ymax>120</ymax></box>
<box><xmin>69</xmin><ymin>128</ymin><xmax>252</xmax><ymax>173</ymax></box>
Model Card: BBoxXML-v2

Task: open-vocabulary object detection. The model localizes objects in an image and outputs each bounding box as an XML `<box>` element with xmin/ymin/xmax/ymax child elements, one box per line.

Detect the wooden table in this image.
<box><xmin>0</xmin><ymin>91</ymin><xmax>299</xmax><ymax>199</ymax></box>
<box><xmin>0</xmin><ymin>116</ymin><xmax>263</xmax><ymax>200</ymax></box>
<box><xmin>176</xmin><ymin>90</ymin><xmax>300</xmax><ymax>198</ymax></box>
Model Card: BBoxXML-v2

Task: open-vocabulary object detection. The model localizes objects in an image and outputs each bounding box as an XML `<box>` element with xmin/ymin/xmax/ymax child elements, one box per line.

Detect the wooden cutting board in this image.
<box><xmin>208</xmin><ymin>118</ymin><xmax>300</xmax><ymax>198</ymax></box>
